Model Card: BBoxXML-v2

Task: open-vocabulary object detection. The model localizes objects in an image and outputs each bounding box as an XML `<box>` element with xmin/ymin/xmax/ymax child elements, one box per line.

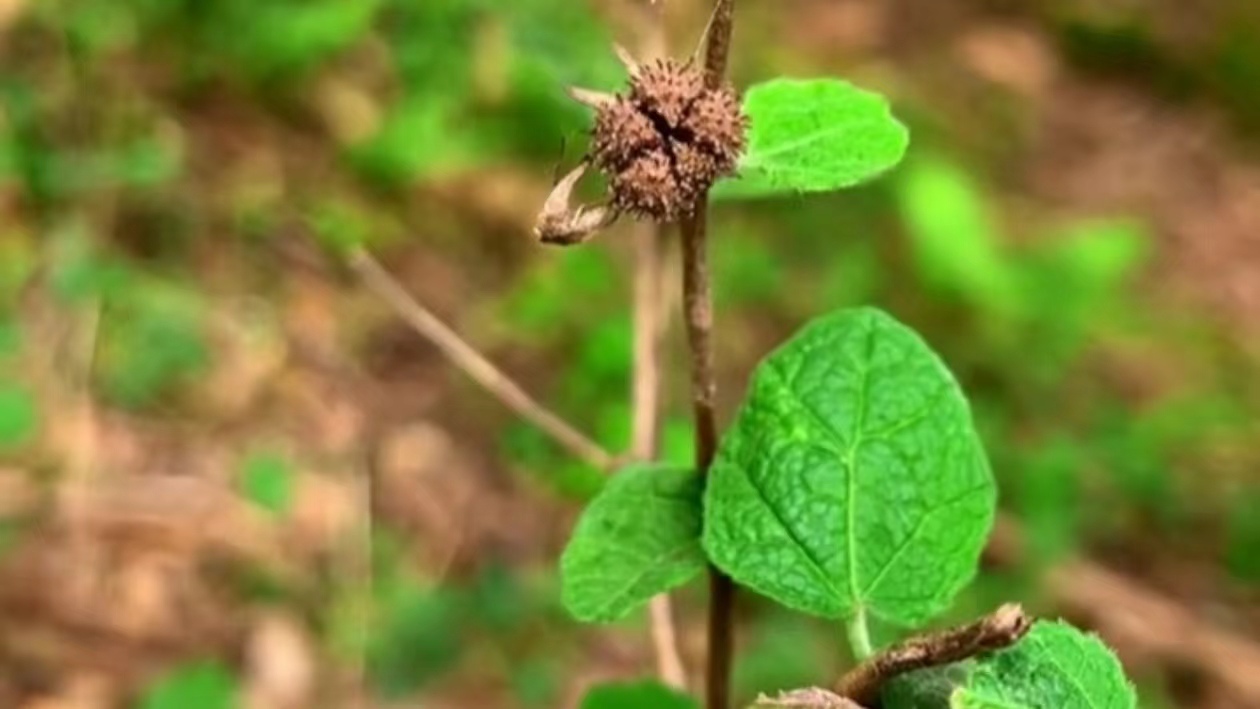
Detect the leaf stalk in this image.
<box><xmin>846</xmin><ymin>607</ymin><xmax>875</xmax><ymax>661</ymax></box>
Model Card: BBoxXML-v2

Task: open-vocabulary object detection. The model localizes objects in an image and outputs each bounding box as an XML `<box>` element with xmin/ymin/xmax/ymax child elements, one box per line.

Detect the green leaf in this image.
<box><xmin>958</xmin><ymin>622</ymin><xmax>1135</xmax><ymax>708</ymax></box>
<box><xmin>703</xmin><ymin>308</ymin><xmax>994</xmax><ymax>626</ymax></box>
<box><xmin>561</xmin><ymin>463</ymin><xmax>706</xmax><ymax>622</ymax></box>
<box><xmin>579</xmin><ymin>680</ymin><xmax>698</xmax><ymax>709</ymax></box>
<box><xmin>885</xmin><ymin>621</ymin><xmax>1136</xmax><ymax>709</ymax></box>
<box><xmin>239</xmin><ymin>451</ymin><xmax>295</xmax><ymax>515</ymax></box>
<box><xmin>139</xmin><ymin>661</ymin><xmax>239</xmax><ymax>709</ymax></box>
<box><xmin>715</xmin><ymin>79</ymin><xmax>909</xmax><ymax>199</ymax></box>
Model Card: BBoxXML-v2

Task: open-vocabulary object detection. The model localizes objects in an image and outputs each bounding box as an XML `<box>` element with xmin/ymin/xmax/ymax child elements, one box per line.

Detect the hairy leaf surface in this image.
<box><xmin>716</xmin><ymin>79</ymin><xmax>909</xmax><ymax>199</ymax></box>
<box><xmin>884</xmin><ymin>621</ymin><xmax>1136</xmax><ymax>709</ymax></box>
<box><xmin>703</xmin><ymin>308</ymin><xmax>994</xmax><ymax>625</ymax></box>
<box><xmin>561</xmin><ymin>463</ymin><xmax>705</xmax><ymax>622</ymax></box>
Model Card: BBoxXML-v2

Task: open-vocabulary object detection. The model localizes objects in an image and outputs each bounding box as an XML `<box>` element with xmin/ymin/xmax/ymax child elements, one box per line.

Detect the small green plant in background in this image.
<box><xmin>0</xmin><ymin>379</ymin><xmax>37</xmax><ymax>451</ymax></box>
<box><xmin>547</xmin><ymin>3</ymin><xmax>1138</xmax><ymax>708</ymax></box>
<box><xmin>137</xmin><ymin>661</ymin><xmax>238</xmax><ymax>709</ymax></box>
<box><xmin>238</xmin><ymin>449</ymin><xmax>297</xmax><ymax>516</ymax></box>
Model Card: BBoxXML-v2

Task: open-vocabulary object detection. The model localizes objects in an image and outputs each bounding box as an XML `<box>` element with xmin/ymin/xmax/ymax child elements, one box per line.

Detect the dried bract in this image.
<box><xmin>533</xmin><ymin>162</ymin><xmax>619</xmax><ymax>246</ymax></box>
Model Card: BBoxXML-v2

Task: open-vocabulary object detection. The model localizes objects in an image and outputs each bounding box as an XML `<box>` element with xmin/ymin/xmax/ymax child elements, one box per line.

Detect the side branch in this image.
<box><xmin>348</xmin><ymin>248</ymin><xmax>616</xmax><ymax>472</ymax></box>
<box><xmin>835</xmin><ymin>604</ymin><xmax>1032</xmax><ymax>706</ymax></box>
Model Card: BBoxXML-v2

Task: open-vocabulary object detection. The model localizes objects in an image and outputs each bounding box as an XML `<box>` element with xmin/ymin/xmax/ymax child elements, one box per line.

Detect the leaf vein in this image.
<box><xmin>859</xmin><ymin>483</ymin><xmax>991</xmax><ymax>600</ymax></box>
<box><xmin>1027</xmin><ymin>630</ymin><xmax>1100</xmax><ymax>709</ymax></box>
<box><xmin>736</xmin><ymin>459</ymin><xmax>845</xmax><ymax>606</ymax></box>
<box><xmin>589</xmin><ymin>540</ymin><xmax>701</xmax><ymax>620</ymax></box>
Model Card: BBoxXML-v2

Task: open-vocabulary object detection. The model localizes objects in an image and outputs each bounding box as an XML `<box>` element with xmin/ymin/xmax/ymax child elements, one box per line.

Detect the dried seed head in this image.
<box><xmin>583</xmin><ymin>53</ymin><xmax>748</xmax><ymax>222</ymax></box>
<box><xmin>631</xmin><ymin>58</ymin><xmax>705</xmax><ymax>127</ymax></box>
<box><xmin>591</xmin><ymin>98</ymin><xmax>660</xmax><ymax>168</ymax></box>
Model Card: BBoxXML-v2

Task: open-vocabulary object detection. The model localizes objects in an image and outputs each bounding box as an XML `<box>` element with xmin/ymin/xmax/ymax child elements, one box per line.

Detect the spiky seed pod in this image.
<box><xmin>591</xmin><ymin>98</ymin><xmax>660</xmax><ymax>170</ymax></box>
<box><xmin>682</xmin><ymin>89</ymin><xmax>745</xmax><ymax>173</ymax></box>
<box><xmin>610</xmin><ymin>151</ymin><xmax>675</xmax><ymax>221</ymax></box>
<box><xmin>583</xmin><ymin>53</ymin><xmax>748</xmax><ymax>222</ymax></box>
<box><xmin>630</xmin><ymin>58</ymin><xmax>706</xmax><ymax>127</ymax></box>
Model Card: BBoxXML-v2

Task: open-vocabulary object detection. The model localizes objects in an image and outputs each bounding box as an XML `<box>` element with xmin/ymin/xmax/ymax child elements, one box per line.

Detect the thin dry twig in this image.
<box><xmin>60</xmin><ymin>300</ymin><xmax>102</xmax><ymax>613</ymax></box>
<box><xmin>835</xmin><ymin>604</ymin><xmax>1032</xmax><ymax>706</ymax></box>
<box><xmin>630</xmin><ymin>226</ymin><xmax>665</xmax><ymax>460</ymax></box>
<box><xmin>634</xmin><ymin>220</ymin><xmax>687</xmax><ymax>689</ymax></box>
<box><xmin>352</xmin><ymin>229</ymin><xmax>690</xmax><ymax>686</ymax></box>
<box><xmin>754</xmin><ymin>688</ymin><xmax>864</xmax><ymax>709</ymax></box>
<box><xmin>348</xmin><ymin>248</ymin><xmax>615</xmax><ymax>472</ymax></box>
<box><xmin>628</xmin><ymin>0</ymin><xmax>688</xmax><ymax>688</ymax></box>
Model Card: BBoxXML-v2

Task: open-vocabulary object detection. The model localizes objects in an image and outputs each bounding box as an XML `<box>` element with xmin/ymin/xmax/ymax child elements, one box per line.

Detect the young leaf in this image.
<box><xmin>561</xmin><ymin>463</ymin><xmax>706</xmax><ymax>622</ymax></box>
<box><xmin>714</xmin><ymin>78</ymin><xmax>909</xmax><ymax>200</ymax></box>
<box><xmin>885</xmin><ymin>621</ymin><xmax>1136</xmax><ymax>709</ymax></box>
<box><xmin>579</xmin><ymin>679</ymin><xmax>698</xmax><ymax>709</ymax></box>
<box><xmin>703</xmin><ymin>308</ymin><xmax>994</xmax><ymax>626</ymax></box>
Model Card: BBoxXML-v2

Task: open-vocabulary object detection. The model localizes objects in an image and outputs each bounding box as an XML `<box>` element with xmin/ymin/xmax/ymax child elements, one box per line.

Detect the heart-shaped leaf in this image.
<box><xmin>715</xmin><ymin>78</ymin><xmax>909</xmax><ymax>199</ymax></box>
<box><xmin>884</xmin><ymin>621</ymin><xmax>1136</xmax><ymax>709</ymax></box>
<box><xmin>703</xmin><ymin>308</ymin><xmax>994</xmax><ymax>626</ymax></box>
<box><xmin>561</xmin><ymin>463</ymin><xmax>706</xmax><ymax>622</ymax></box>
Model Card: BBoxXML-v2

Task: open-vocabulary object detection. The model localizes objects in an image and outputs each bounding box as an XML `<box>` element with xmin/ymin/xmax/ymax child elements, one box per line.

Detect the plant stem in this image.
<box><xmin>846</xmin><ymin>607</ymin><xmax>875</xmax><ymax>661</ymax></box>
<box><xmin>680</xmin><ymin>2</ymin><xmax>737</xmax><ymax>708</ymax></box>
<box><xmin>680</xmin><ymin>205</ymin><xmax>733</xmax><ymax>709</ymax></box>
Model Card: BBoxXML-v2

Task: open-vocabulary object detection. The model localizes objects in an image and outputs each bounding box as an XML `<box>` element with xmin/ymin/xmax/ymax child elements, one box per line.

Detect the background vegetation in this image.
<box><xmin>1</xmin><ymin>0</ymin><xmax>1259</xmax><ymax>707</ymax></box>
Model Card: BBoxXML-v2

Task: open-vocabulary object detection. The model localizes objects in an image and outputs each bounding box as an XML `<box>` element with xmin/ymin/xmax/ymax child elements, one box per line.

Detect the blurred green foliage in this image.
<box><xmin>238</xmin><ymin>449</ymin><xmax>296</xmax><ymax>515</ymax></box>
<box><xmin>580</xmin><ymin>680</ymin><xmax>698</xmax><ymax>709</ymax></box>
<box><xmin>0</xmin><ymin>379</ymin><xmax>37</xmax><ymax>450</ymax></box>
<box><xmin>137</xmin><ymin>661</ymin><xmax>238</xmax><ymax>709</ymax></box>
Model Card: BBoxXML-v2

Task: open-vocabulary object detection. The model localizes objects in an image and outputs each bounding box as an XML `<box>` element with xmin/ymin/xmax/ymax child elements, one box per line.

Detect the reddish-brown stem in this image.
<box><xmin>681</xmin><ymin>205</ymin><xmax>734</xmax><ymax>709</ymax></box>
<box><xmin>679</xmin><ymin>209</ymin><xmax>720</xmax><ymax>464</ymax></box>
<box><xmin>681</xmin><ymin>2</ymin><xmax>738</xmax><ymax>708</ymax></box>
